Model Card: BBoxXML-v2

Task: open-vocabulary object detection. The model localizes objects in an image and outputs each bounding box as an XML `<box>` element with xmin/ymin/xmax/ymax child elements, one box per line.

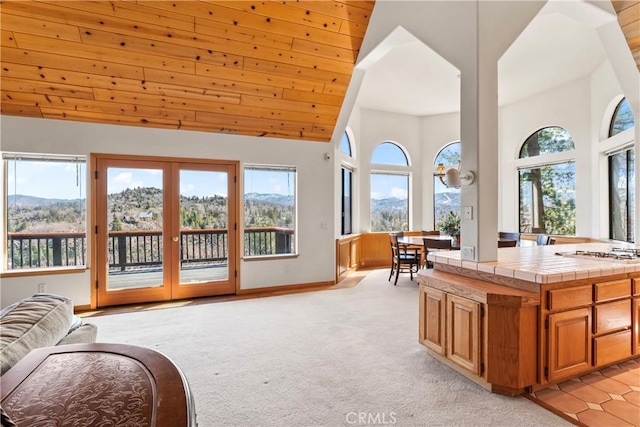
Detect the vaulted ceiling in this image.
<box><xmin>0</xmin><ymin>1</ymin><xmax>637</xmax><ymax>144</ymax></box>
<box><xmin>0</xmin><ymin>1</ymin><xmax>374</xmax><ymax>142</ymax></box>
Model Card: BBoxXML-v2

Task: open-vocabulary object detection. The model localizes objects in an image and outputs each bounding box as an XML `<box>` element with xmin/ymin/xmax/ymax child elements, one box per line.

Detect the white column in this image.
<box><xmin>459</xmin><ymin>4</ymin><xmax>499</xmax><ymax>262</ymax></box>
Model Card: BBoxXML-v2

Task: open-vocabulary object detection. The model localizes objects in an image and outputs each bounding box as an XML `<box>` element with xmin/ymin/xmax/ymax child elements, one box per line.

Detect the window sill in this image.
<box><xmin>0</xmin><ymin>267</ymin><xmax>88</xmax><ymax>279</ymax></box>
<box><xmin>243</xmin><ymin>254</ymin><xmax>299</xmax><ymax>261</ymax></box>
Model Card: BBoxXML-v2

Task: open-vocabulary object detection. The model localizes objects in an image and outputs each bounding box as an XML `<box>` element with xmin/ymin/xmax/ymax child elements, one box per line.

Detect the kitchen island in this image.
<box><xmin>418</xmin><ymin>243</ymin><xmax>640</xmax><ymax>396</ymax></box>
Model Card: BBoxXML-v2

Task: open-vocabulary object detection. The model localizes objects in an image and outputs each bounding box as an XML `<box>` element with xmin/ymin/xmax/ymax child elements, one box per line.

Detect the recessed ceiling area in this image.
<box><xmin>354</xmin><ymin>2</ymin><xmax>612</xmax><ymax>117</ymax></box>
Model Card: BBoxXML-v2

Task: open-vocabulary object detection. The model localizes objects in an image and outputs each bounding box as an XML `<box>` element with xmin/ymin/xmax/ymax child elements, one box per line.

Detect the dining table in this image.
<box><xmin>398</xmin><ymin>235</ymin><xmax>530</xmax><ymax>249</ymax></box>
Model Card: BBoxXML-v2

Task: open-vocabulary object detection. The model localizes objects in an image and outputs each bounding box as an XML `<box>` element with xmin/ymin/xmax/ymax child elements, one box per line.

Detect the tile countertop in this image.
<box><xmin>426</xmin><ymin>242</ymin><xmax>640</xmax><ymax>284</ymax></box>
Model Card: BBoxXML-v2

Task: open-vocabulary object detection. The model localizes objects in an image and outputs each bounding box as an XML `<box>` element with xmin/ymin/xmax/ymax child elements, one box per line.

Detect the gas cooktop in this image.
<box><xmin>556</xmin><ymin>248</ymin><xmax>640</xmax><ymax>263</ymax></box>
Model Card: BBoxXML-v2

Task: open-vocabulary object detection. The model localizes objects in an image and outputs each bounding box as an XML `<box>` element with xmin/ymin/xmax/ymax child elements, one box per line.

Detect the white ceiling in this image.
<box><xmin>355</xmin><ymin>3</ymin><xmax>610</xmax><ymax>116</ymax></box>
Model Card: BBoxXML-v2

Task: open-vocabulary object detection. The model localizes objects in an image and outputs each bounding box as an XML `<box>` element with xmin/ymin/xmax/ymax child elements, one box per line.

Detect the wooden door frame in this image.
<box><xmin>90</xmin><ymin>153</ymin><xmax>240</xmax><ymax>309</ymax></box>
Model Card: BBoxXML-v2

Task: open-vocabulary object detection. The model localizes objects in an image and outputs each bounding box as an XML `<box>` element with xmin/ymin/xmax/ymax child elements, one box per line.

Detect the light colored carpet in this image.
<box><xmin>87</xmin><ymin>269</ymin><xmax>570</xmax><ymax>427</ymax></box>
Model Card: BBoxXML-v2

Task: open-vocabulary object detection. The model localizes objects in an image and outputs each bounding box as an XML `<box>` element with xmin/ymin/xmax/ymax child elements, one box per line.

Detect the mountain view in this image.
<box><xmin>8</xmin><ymin>190</ymin><xmax>457</xmax><ymax>234</ymax></box>
<box><xmin>7</xmin><ymin>188</ymin><xmax>296</xmax><ymax>233</ymax></box>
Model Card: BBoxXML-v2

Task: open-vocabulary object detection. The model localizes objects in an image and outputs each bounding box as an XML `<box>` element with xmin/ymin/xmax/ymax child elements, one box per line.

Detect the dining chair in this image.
<box><xmin>498</xmin><ymin>239</ymin><xmax>517</xmax><ymax>248</ymax></box>
<box><xmin>536</xmin><ymin>234</ymin><xmax>550</xmax><ymax>246</ymax></box>
<box><xmin>498</xmin><ymin>231</ymin><xmax>520</xmax><ymax>243</ymax></box>
<box><xmin>388</xmin><ymin>233</ymin><xmax>421</xmax><ymax>285</ymax></box>
<box><xmin>423</xmin><ymin>237</ymin><xmax>452</xmax><ymax>268</ymax></box>
<box><xmin>422</xmin><ymin>230</ymin><xmax>440</xmax><ymax>236</ymax></box>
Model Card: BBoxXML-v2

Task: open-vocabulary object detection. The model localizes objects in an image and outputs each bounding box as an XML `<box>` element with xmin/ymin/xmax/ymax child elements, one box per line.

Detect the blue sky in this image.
<box><xmin>7</xmin><ymin>161</ymin><xmax>295</xmax><ymax>200</ymax></box>
<box><xmin>7</xmin><ymin>160</ymin><xmax>86</xmax><ymax>199</ymax></box>
<box><xmin>10</xmin><ymin>160</ymin><xmax>403</xmax><ymax>200</ymax></box>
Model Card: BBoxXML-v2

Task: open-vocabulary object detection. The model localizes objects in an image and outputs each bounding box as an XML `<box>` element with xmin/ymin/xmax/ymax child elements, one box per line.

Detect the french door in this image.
<box><xmin>93</xmin><ymin>154</ymin><xmax>238</xmax><ymax>307</ymax></box>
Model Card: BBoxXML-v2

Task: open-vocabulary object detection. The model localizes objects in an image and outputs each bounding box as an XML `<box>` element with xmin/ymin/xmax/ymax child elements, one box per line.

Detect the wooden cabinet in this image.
<box><xmin>418</xmin><ymin>270</ymin><xmax>539</xmax><ymax>395</ymax></box>
<box><xmin>418</xmin><ymin>286</ymin><xmax>479</xmax><ymax>371</ymax></box>
<box><xmin>446</xmin><ymin>295</ymin><xmax>481</xmax><ymax>375</ymax></box>
<box><xmin>419</xmin><ymin>286</ymin><xmax>446</xmax><ymax>355</ymax></box>
<box><xmin>543</xmin><ymin>278</ymin><xmax>635</xmax><ymax>383</ymax></box>
<box><xmin>547</xmin><ymin>308</ymin><xmax>591</xmax><ymax>382</ymax></box>
<box><xmin>633</xmin><ymin>297</ymin><xmax>640</xmax><ymax>355</ymax></box>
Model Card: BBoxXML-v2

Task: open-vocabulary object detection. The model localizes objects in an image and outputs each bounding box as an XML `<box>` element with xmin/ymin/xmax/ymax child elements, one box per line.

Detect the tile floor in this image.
<box><xmin>529</xmin><ymin>358</ymin><xmax>640</xmax><ymax>426</ymax></box>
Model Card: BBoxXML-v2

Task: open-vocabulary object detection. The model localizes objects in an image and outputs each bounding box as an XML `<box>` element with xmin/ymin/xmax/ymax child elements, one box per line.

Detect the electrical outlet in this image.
<box><xmin>462</xmin><ymin>246</ymin><xmax>475</xmax><ymax>260</ymax></box>
<box><xmin>38</xmin><ymin>283</ymin><xmax>47</xmax><ymax>293</ymax></box>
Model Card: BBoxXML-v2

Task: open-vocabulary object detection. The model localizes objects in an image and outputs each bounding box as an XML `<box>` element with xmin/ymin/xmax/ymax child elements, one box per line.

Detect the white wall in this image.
<box><xmin>349</xmin><ymin>57</ymin><xmax>628</xmax><ymax>241</ymax></box>
<box><xmin>420</xmin><ymin>112</ymin><xmax>461</xmax><ymax>229</ymax></box>
<box><xmin>356</xmin><ymin>108</ymin><xmax>424</xmax><ymax>232</ymax></box>
<box><xmin>499</xmin><ymin>77</ymin><xmax>593</xmax><ymax>236</ymax></box>
<box><xmin>1</xmin><ymin>116</ymin><xmax>335</xmax><ymax>308</ymax></box>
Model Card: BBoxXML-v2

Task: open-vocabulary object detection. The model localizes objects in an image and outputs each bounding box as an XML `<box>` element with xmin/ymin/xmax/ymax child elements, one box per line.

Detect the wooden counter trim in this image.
<box><xmin>435</xmin><ymin>263</ymin><xmax>540</xmax><ymax>293</ymax></box>
<box><xmin>419</xmin><ymin>269</ymin><xmax>540</xmax><ymax>307</ymax></box>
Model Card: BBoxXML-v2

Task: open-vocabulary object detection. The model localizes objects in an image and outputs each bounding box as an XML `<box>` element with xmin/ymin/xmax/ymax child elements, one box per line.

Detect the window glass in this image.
<box><xmin>371</xmin><ymin>142</ymin><xmax>408</xmax><ymax>166</ymax></box>
<box><xmin>609</xmin><ymin>148</ymin><xmax>635</xmax><ymax>242</ymax></box>
<box><xmin>519</xmin><ymin>162</ymin><xmax>575</xmax><ymax>235</ymax></box>
<box><xmin>610</xmin><ymin>98</ymin><xmax>634</xmax><ymax>137</ymax></box>
<box><xmin>340</xmin><ymin>131</ymin><xmax>352</xmax><ymax>157</ymax></box>
<box><xmin>370</xmin><ymin>173</ymin><xmax>409</xmax><ymax>231</ymax></box>
<box><xmin>341</xmin><ymin>168</ymin><xmax>352</xmax><ymax>235</ymax></box>
<box><xmin>519</xmin><ymin>127</ymin><xmax>574</xmax><ymax>158</ymax></box>
<box><xmin>434</xmin><ymin>142</ymin><xmax>461</xmax><ymax>227</ymax></box>
<box><xmin>4</xmin><ymin>154</ymin><xmax>87</xmax><ymax>270</ymax></box>
<box><xmin>434</xmin><ymin>142</ymin><xmax>461</xmax><ymax>166</ymax></box>
<box><xmin>243</xmin><ymin>165</ymin><xmax>296</xmax><ymax>256</ymax></box>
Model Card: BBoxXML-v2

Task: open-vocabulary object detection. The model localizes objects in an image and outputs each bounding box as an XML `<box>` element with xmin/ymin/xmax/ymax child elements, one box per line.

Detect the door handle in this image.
<box><xmin>172</xmin><ymin>237</ymin><xmax>179</xmax><ymax>242</ymax></box>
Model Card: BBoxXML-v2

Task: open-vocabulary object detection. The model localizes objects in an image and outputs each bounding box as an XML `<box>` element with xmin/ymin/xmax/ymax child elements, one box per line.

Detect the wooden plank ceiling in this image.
<box><xmin>613</xmin><ymin>1</ymin><xmax>640</xmax><ymax>72</ymax></box>
<box><xmin>0</xmin><ymin>1</ymin><xmax>374</xmax><ymax>142</ymax></box>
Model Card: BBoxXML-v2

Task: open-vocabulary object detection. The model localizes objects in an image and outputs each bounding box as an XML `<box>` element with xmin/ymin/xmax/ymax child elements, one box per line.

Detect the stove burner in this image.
<box><xmin>573</xmin><ymin>249</ymin><xmax>639</xmax><ymax>260</ymax></box>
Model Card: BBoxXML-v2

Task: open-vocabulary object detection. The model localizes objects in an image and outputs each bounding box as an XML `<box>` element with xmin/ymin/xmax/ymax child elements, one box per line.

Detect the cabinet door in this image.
<box><xmin>547</xmin><ymin>307</ymin><xmax>591</xmax><ymax>382</ymax></box>
<box><xmin>446</xmin><ymin>294</ymin><xmax>481</xmax><ymax>375</ymax></box>
<box><xmin>419</xmin><ymin>286</ymin><xmax>446</xmax><ymax>355</ymax></box>
<box><xmin>634</xmin><ymin>297</ymin><xmax>640</xmax><ymax>355</ymax></box>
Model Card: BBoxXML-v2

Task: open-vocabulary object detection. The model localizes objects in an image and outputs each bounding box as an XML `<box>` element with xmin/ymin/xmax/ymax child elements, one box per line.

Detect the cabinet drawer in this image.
<box><xmin>594</xmin><ymin>279</ymin><xmax>631</xmax><ymax>302</ymax></box>
<box><xmin>548</xmin><ymin>285</ymin><xmax>592</xmax><ymax>311</ymax></box>
<box><xmin>594</xmin><ymin>299</ymin><xmax>631</xmax><ymax>334</ymax></box>
<box><xmin>633</xmin><ymin>279</ymin><xmax>640</xmax><ymax>296</ymax></box>
<box><xmin>594</xmin><ymin>330</ymin><xmax>632</xmax><ymax>366</ymax></box>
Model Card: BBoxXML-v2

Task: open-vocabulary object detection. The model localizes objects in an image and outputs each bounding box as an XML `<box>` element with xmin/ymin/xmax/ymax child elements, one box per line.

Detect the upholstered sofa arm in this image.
<box><xmin>0</xmin><ymin>294</ymin><xmax>96</xmax><ymax>375</ymax></box>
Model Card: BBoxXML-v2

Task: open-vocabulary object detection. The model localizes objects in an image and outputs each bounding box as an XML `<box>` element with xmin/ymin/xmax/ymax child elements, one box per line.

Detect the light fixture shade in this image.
<box><xmin>445</xmin><ymin>168</ymin><xmax>461</xmax><ymax>188</ymax></box>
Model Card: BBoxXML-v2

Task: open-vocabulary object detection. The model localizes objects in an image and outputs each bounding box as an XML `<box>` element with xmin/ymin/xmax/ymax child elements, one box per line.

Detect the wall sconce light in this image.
<box><xmin>434</xmin><ymin>162</ymin><xmax>475</xmax><ymax>188</ymax></box>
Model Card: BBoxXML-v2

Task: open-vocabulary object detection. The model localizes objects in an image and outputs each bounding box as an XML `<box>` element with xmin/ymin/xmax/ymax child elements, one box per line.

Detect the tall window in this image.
<box><xmin>518</xmin><ymin>127</ymin><xmax>576</xmax><ymax>235</ymax></box>
<box><xmin>609</xmin><ymin>148</ymin><xmax>634</xmax><ymax>242</ymax></box>
<box><xmin>607</xmin><ymin>99</ymin><xmax>635</xmax><ymax>242</ymax></box>
<box><xmin>370</xmin><ymin>142</ymin><xmax>409</xmax><ymax>232</ymax></box>
<box><xmin>3</xmin><ymin>153</ymin><xmax>87</xmax><ymax>270</ymax></box>
<box><xmin>609</xmin><ymin>98</ymin><xmax>634</xmax><ymax>137</ymax></box>
<box><xmin>433</xmin><ymin>142</ymin><xmax>461</xmax><ymax>227</ymax></box>
<box><xmin>243</xmin><ymin>165</ymin><xmax>296</xmax><ymax>256</ymax></box>
<box><xmin>342</xmin><ymin>168</ymin><xmax>353</xmax><ymax>235</ymax></box>
<box><xmin>341</xmin><ymin>131</ymin><xmax>354</xmax><ymax>235</ymax></box>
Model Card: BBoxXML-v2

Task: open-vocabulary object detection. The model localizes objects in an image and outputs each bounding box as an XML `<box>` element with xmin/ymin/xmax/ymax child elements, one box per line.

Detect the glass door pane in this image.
<box><xmin>179</xmin><ymin>169</ymin><xmax>228</xmax><ymax>285</ymax></box>
<box><xmin>106</xmin><ymin>167</ymin><xmax>164</xmax><ymax>291</ymax></box>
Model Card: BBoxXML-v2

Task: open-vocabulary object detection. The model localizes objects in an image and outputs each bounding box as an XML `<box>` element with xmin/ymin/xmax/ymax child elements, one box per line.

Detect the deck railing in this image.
<box><xmin>6</xmin><ymin>228</ymin><xmax>294</xmax><ymax>271</ymax></box>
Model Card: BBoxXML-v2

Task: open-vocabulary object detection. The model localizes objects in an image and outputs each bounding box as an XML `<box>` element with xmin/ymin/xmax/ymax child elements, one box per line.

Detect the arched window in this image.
<box><xmin>371</xmin><ymin>142</ymin><xmax>409</xmax><ymax>166</ymax></box>
<box><xmin>370</xmin><ymin>142</ymin><xmax>409</xmax><ymax>232</ymax></box>
<box><xmin>340</xmin><ymin>131</ymin><xmax>352</xmax><ymax>157</ymax></box>
<box><xmin>518</xmin><ymin>127</ymin><xmax>576</xmax><ymax>235</ymax></box>
<box><xmin>609</xmin><ymin>98</ymin><xmax>634</xmax><ymax>137</ymax></box>
<box><xmin>519</xmin><ymin>126</ymin><xmax>574</xmax><ymax>158</ymax></box>
<box><xmin>434</xmin><ymin>142</ymin><xmax>460</xmax><ymax>227</ymax></box>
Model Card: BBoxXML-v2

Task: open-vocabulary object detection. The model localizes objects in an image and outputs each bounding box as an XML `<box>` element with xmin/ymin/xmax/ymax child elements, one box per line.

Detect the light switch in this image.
<box><xmin>464</xmin><ymin>206</ymin><xmax>473</xmax><ymax>220</ymax></box>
